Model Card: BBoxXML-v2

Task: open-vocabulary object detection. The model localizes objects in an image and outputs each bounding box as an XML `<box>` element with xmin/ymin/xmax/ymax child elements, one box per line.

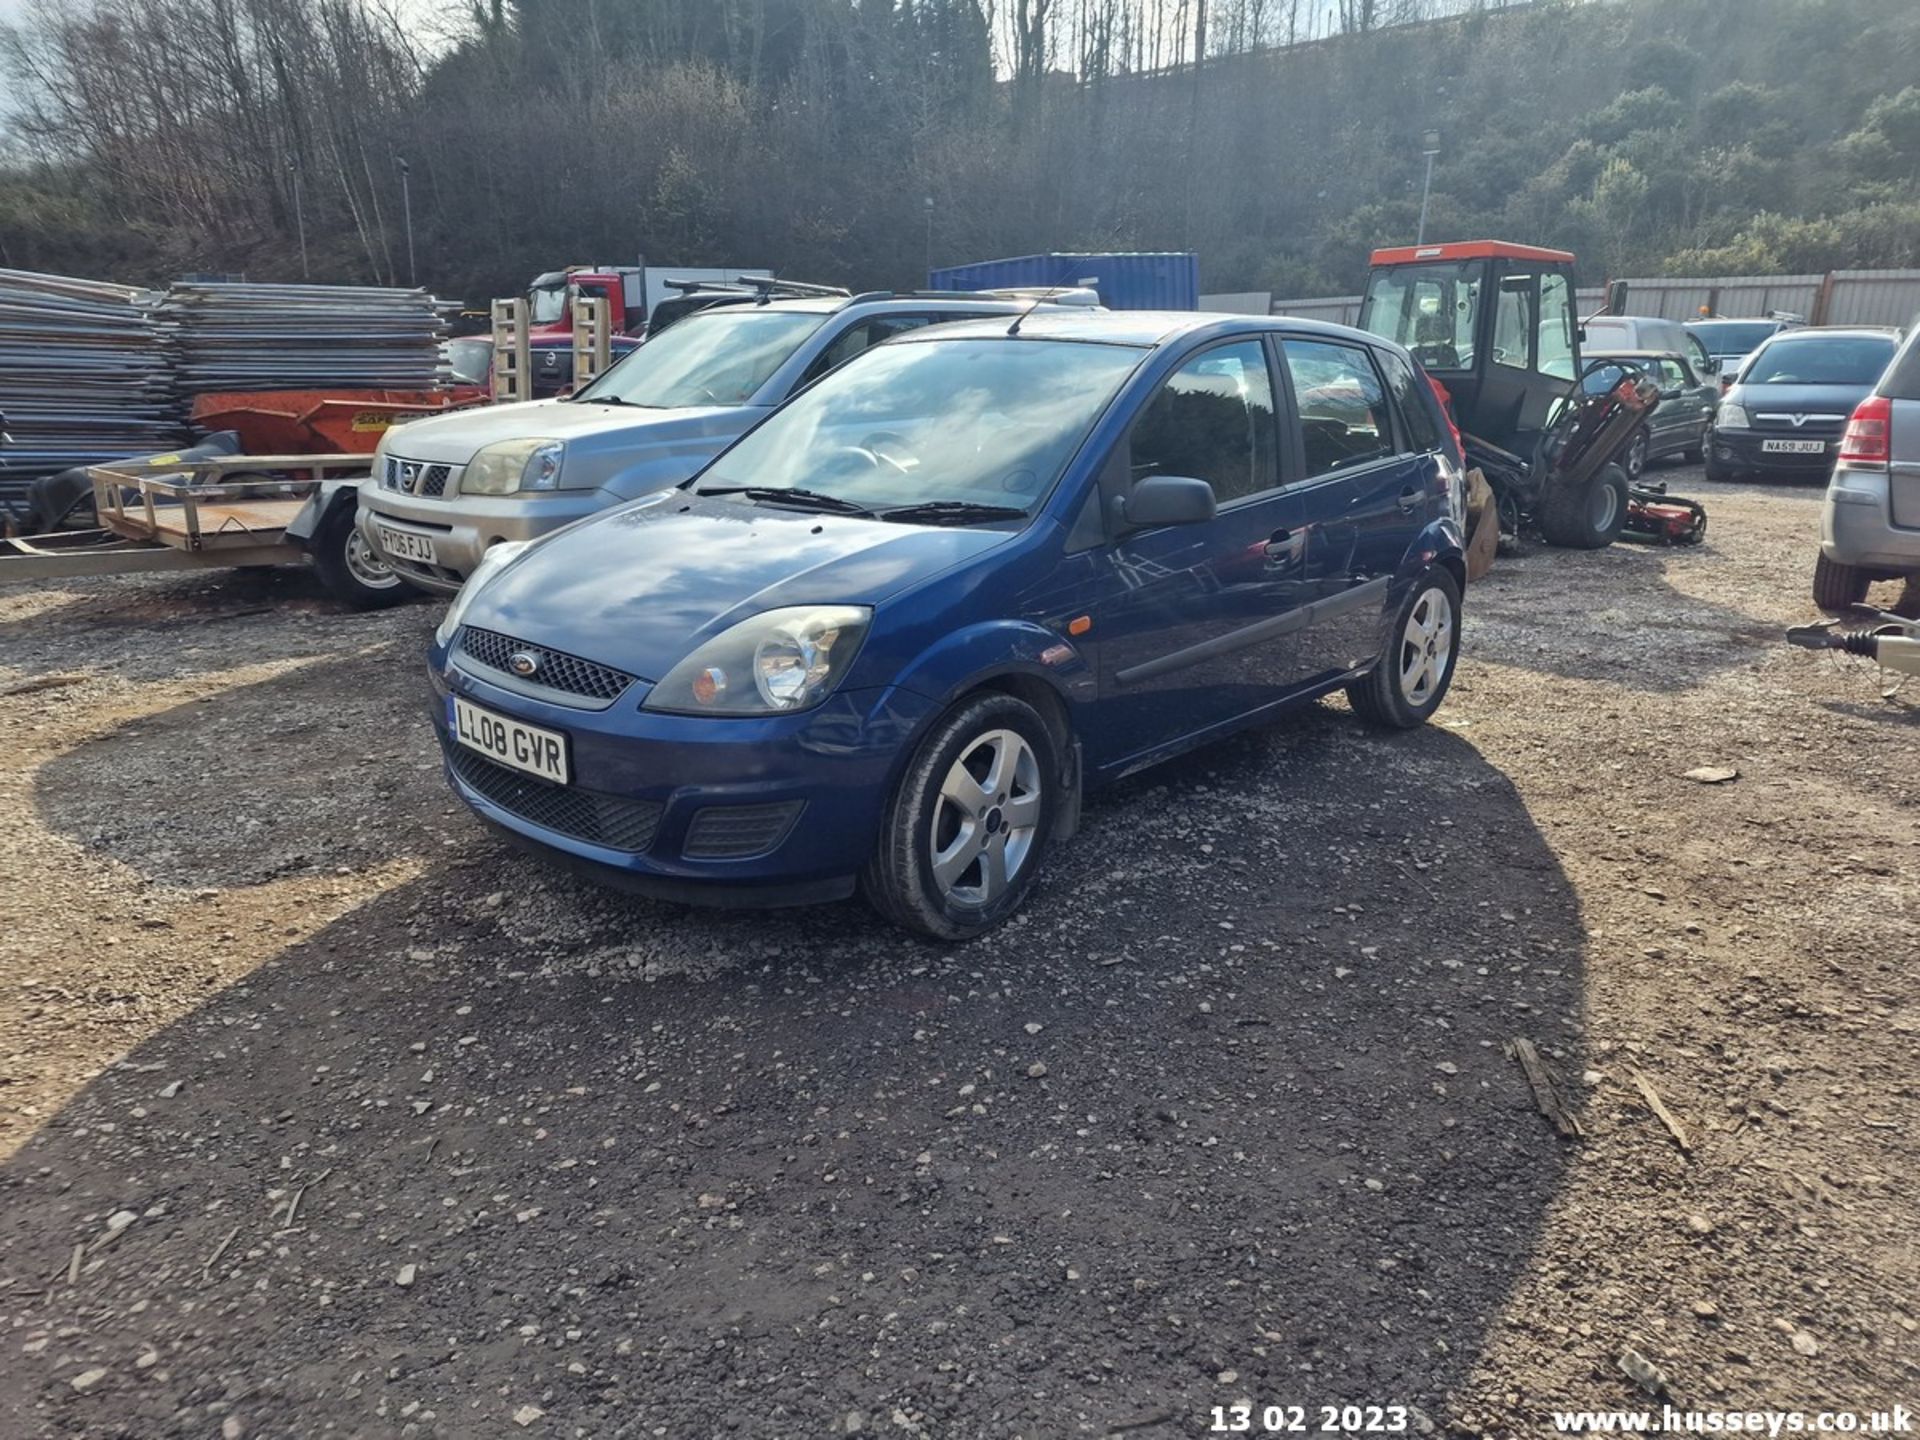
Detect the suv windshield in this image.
<box><xmin>1744</xmin><ymin>336</ymin><xmax>1895</xmax><ymax>387</ymax></box>
<box><xmin>1360</xmin><ymin>261</ymin><xmax>1479</xmax><ymax>371</ymax></box>
<box><xmin>574</xmin><ymin>308</ymin><xmax>826</xmax><ymax>408</ymax></box>
<box><xmin>1690</xmin><ymin>321</ymin><xmax>1781</xmax><ymax>356</ymax></box>
<box><xmin>694</xmin><ymin>338</ymin><xmax>1143</xmax><ymax>515</ymax></box>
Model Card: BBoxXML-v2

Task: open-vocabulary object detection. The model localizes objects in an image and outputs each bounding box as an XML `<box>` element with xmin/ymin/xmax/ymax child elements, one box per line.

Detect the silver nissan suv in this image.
<box><xmin>359</xmin><ymin>285</ymin><xmax>1098</xmax><ymax>593</ymax></box>
<box><xmin>1815</xmin><ymin>323</ymin><xmax>1920</xmax><ymax>612</ymax></box>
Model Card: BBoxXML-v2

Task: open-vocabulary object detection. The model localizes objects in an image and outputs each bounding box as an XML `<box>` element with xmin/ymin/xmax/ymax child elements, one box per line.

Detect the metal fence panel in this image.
<box><xmin>1824</xmin><ymin>270</ymin><xmax>1920</xmax><ymax>329</ymax></box>
<box><xmin>1269</xmin><ymin>294</ymin><xmax>1362</xmax><ymax>325</ymax></box>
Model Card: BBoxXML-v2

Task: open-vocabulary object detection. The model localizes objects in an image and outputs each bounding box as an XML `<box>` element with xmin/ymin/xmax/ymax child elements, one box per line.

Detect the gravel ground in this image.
<box><xmin>0</xmin><ymin>468</ymin><xmax>1915</xmax><ymax>1438</ymax></box>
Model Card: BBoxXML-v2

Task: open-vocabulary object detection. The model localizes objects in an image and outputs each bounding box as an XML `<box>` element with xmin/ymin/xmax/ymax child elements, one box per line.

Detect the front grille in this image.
<box><xmin>1753</xmin><ymin>414</ymin><xmax>1845</xmax><ymax>435</ymax></box>
<box><xmin>456</xmin><ymin>627</ymin><xmax>635</xmax><ymax>704</ymax></box>
<box><xmin>443</xmin><ymin>741</ymin><xmax>663</xmax><ymax>852</ymax></box>
<box><xmin>682</xmin><ymin>802</ymin><xmax>804</xmax><ymax>859</ymax></box>
<box><xmin>383</xmin><ymin>456</ymin><xmax>455</xmax><ymax>497</ymax></box>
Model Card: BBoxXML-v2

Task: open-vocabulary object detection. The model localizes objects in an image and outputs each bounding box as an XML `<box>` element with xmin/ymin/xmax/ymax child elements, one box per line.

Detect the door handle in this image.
<box><xmin>1264</xmin><ymin>528</ymin><xmax>1304</xmax><ymax>560</ymax></box>
<box><xmin>1396</xmin><ymin>487</ymin><xmax>1422</xmax><ymax>513</ymax></box>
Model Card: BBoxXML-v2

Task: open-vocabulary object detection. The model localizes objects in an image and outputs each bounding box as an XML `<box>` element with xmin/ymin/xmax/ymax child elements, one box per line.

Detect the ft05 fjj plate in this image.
<box><xmin>377</xmin><ymin>524</ymin><xmax>438</xmax><ymax>564</ymax></box>
<box><xmin>451</xmin><ymin>696</ymin><xmax>569</xmax><ymax>783</ymax></box>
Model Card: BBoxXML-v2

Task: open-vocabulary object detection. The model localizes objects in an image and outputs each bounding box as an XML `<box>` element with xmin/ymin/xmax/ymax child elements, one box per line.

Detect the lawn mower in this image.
<box><xmin>1357</xmin><ymin>241</ymin><xmax>1707</xmax><ymax>551</ymax></box>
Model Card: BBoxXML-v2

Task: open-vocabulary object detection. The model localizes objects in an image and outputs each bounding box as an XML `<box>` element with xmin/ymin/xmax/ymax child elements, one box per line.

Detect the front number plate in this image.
<box><xmin>376</xmin><ymin>524</ymin><xmax>438</xmax><ymax>563</ymax></box>
<box><xmin>1761</xmin><ymin>438</ymin><xmax>1826</xmax><ymax>454</ymax></box>
<box><xmin>452</xmin><ymin>697</ymin><xmax>569</xmax><ymax>784</ymax></box>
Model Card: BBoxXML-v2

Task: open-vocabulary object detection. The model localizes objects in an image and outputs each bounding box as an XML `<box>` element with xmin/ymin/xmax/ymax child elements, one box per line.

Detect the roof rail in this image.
<box><xmin>846</xmin><ymin>287</ymin><xmax>1104</xmax><ymax>308</ymax></box>
<box><xmin>660</xmin><ymin>277</ymin><xmax>851</xmax><ymax>302</ymax></box>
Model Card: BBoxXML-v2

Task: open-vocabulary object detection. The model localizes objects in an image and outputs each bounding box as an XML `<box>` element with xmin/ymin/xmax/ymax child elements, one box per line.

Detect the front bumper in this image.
<box><xmin>1710</xmin><ymin>428</ymin><xmax>1840</xmax><ymax>478</ymax></box>
<box><xmin>1821</xmin><ymin>465</ymin><xmax>1920</xmax><ymax>574</ymax></box>
<box><xmin>358</xmin><ymin>487</ymin><xmax>609</xmax><ymax>593</ymax></box>
<box><xmin>427</xmin><ymin>643</ymin><xmax>940</xmax><ymax>905</ymax></box>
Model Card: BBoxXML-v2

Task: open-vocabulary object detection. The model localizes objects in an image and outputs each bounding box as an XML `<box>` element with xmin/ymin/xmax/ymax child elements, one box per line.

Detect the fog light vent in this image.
<box><xmin>682</xmin><ymin>802</ymin><xmax>804</xmax><ymax>859</ymax></box>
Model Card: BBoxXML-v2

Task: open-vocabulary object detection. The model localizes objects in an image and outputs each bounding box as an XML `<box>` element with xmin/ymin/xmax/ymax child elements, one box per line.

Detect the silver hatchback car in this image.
<box><xmin>1815</xmin><ymin>324</ymin><xmax>1920</xmax><ymax>612</ymax></box>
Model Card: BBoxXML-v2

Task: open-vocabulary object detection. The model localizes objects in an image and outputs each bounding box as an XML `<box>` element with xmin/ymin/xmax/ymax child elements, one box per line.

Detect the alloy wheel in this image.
<box><xmin>1398</xmin><ymin>588</ymin><xmax>1454</xmax><ymax>707</ymax></box>
<box><xmin>929</xmin><ymin>728</ymin><xmax>1042</xmax><ymax>907</ymax></box>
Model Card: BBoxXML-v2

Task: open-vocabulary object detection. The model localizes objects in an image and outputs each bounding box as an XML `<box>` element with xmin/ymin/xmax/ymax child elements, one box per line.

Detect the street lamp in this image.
<box><xmin>1416</xmin><ymin>129</ymin><xmax>1441</xmax><ymax>247</ymax></box>
<box><xmin>924</xmin><ymin>196</ymin><xmax>935</xmax><ymax>280</ymax></box>
<box><xmin>395</xmin><ymin>154</ymin><xmax>416</xmax><ymax>288</ymax></box>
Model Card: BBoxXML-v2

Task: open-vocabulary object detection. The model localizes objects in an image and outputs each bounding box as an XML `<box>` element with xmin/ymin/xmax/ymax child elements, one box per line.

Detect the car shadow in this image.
<box><xmin>6</xmin><ymin>658</ymin><xmax>1591</xmax><ymax>1436</ymax></box>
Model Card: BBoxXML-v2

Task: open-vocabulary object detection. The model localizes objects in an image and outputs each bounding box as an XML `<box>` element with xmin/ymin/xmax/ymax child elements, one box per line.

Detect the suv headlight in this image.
<box><xmin>461</xmin><ymin>438</ymin><xmax>564</xmax><ymax>495</ymax></box>
<box><xmin>434</xmin><ymin>540</ymin><xmax>530</xmax><ymax>647</ymax></box>
<box><xmin>1715</xmin><ymin>401</ymin><xmax>1749</xmax><ymax>429</ymax></box>
<box><xmin>644</xmin><ymin>606</ymin><xmax>871</xmax><ymax>716</ymax></box>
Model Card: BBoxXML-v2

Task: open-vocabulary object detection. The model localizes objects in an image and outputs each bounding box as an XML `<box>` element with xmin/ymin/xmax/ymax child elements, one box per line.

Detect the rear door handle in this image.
<box><xmin>1397</xmin><ymin>487</ymin><xmax>1422</xmax><ymax>513</ymax></box>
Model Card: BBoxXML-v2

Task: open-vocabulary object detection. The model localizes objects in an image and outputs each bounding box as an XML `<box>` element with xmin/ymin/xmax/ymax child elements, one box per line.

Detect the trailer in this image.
<box><xmin>0</xmin><ymin>453</ymin><xmax>410</xmax><ymax>608</ymax></box>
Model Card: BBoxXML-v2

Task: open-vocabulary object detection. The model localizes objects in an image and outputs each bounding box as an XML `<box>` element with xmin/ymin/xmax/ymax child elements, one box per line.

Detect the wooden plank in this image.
<box><xmin>1512</xmin><ymin>1037</ymin><xmax>1585</xmax><ymax>1140</ymax></box>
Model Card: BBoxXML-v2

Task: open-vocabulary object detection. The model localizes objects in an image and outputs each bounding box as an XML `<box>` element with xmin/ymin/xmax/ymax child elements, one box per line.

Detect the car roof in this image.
<box><xmin>887</xmin><ymin>309</ymin><xmax>1375</xmax><ymax>349</ymax></box>
<box><xmin>1585</xmin><ymin>348</ymin><xmax>1684</xmax><ymax>360</ymax></box>
<box><xmin>1585</xmin><ymin>314</ymin><xmax>1678</xmax><ymax>327</ymax></box>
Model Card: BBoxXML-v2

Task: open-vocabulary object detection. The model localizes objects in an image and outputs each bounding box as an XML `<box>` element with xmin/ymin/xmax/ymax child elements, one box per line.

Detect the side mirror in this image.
<box><xmin>1606</xmin><ymin>280</ymin><xmax>1629</xmax><ymax>315</ymax></box>
<box><xmin>1659</xmin><ymin>386</ymin><xmax>1683</xmax><ymax>401</ymax></box>
<box><xmin>1118</xmin><ymin>475</ymin><xmax>1217</xmax><ymax>529</ymax></box>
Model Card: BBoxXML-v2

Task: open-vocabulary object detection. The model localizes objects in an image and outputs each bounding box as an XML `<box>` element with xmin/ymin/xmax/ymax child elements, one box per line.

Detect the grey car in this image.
<box><xmin>359</xmin><ymin>290</ymin><xmax>1095</xmax><ymax>592</ymax></box>
<box><xmin>1815</xmin><ymin>323</ymin><xmax>1920</xmax><ymax>613</ymax></box>
<box><xmin>1585</xmin><ymin>347</ymin><xmax>1716</xmax><ymax>478</ymax></box>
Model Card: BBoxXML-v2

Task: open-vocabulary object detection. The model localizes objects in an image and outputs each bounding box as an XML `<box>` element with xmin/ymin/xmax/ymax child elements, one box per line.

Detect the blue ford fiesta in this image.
<box><xmin>427</xmin><ymin>311</ymin><xmax>1467</xmax><ymax>939</ymax></box>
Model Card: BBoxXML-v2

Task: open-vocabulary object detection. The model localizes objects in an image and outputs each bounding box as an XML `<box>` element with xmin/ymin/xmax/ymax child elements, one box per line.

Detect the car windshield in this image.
<box><xmin>1743</xmin><ymin>337</ymin><xmax>1895</xmax><ymax>387</ymax></box>
<box><xmin>529</xmin><ymin>282</ymin><xmax>568</xmax><ymax>326</ymax></box>
<box><xmin>694</xmin><ymin>337</ymin><xmax>1143</xmax><ymax>515</ymax></box>
<box><xmin>573</xmin><ymin>308</ymin><xmax>826</xmax><ymax>408</ymax></box>
<box><xmin>1359</xmin><ymin>261</ymin><xmax>1479</xmax><ymax>371</ymax></box>
<box><xmin>1691</xmin><ymin>321</ymin><xmax>1780</xmax><ymax>356</ymax></box>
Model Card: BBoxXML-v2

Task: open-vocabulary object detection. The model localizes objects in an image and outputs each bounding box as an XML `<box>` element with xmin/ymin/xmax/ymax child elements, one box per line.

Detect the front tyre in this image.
<box><xmin>1538</xmin><ymin>462</ymin><xmax>1630</xmax><ymax>549</ymax></box>
<box><xmin>313</xmin><ymin>504</ymin><xmax>412</xmax><ymax>610</ymax></box>
<box><xmin>1623</xmin><ymin>427</ymin><xmax>1649</xmax><ymax>481</ymax></box>
<box><xmin>1346</xmin><ymin>566</ymin><xmax>1463</xmax><ymax>730</ymax></box>
<box><xmin>862</xmin><ymin>692</ymin><xmax>1059</xmax><ymax>941</ymax></box>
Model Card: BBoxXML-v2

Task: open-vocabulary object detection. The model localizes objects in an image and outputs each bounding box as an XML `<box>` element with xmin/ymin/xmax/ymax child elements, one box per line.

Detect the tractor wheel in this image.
<box><xmin>1812</xmin><ymin>553</ymin><xmax>1871</xmax><ymax>612</ymax></box>
<box><xmin>1538</xmin><ymin>464</ymin><xmax>1630</xmax><ymax>550</ymax></box>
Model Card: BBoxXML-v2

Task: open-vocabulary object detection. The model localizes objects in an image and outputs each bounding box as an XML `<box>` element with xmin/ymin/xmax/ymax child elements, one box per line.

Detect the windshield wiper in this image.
<box><xmin>878</xmin><ymin>500</ymin><xmax>1029</xmax><ymax>525</ymax></box>
<box><xmin>696</xmin><ymin>485</ymin><xmax>874</xmax><ymax>515</ymax></box>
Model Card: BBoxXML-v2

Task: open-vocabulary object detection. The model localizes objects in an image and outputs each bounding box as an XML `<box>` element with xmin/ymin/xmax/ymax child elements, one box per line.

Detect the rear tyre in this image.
<box><xmin>312</xmin><ymin>503</ymin><xmax>411</xmax><ymax>610</ymax></box>
<box><xmin>1346</xmin><ymin>566</ymin><xmax>1462</xmax><ymax>730</ymax></box>
<box><xmin>1538</xmin><ymin>463</ymin><xmax>1630</xmax><ymax>549</ymax></box>
<box><xmin>1812</xmin><ymin>552</ymin><xmax>1871</xmax><ymax>612</ymax></box>
<box><xmin>861</xmin><ymin>691</ymin><xmax>1059</xmax><ymax>941</ymax></box>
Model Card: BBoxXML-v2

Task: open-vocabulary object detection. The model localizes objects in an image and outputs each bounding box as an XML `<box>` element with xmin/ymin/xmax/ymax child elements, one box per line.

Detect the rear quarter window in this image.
<box><xmin>1882</xmin><ymin>333</ymin><xmax>1920</xmax><ymax>402</ymax></box>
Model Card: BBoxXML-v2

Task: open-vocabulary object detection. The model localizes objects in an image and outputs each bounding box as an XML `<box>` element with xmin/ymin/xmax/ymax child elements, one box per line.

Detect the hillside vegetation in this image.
<box><xmin>1</xmin><ymin>0</ymin><xmax>1917</xmax><ymax>301</ymax></box>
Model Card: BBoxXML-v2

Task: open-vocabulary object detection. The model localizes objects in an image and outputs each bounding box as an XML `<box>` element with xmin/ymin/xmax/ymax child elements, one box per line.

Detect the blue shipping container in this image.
<box><xmin>927</xmin><ymin>252</ymin><xmax>1199</xmax><ymax>311</ymax></box>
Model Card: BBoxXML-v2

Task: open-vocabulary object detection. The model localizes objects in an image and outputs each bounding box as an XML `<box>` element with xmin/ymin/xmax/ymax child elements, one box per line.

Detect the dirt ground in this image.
<box><xmin>0</xmin><ymin>468</ymin><xmax>1915</xmax><ymax>1439</ymax></box>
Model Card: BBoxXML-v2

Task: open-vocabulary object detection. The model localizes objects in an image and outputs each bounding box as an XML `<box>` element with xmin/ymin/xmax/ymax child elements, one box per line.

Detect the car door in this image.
<box><xmin>1275</xmin><ymin>336</ymin><xmax>1431</xmax><ymax>684</ymax></box>
<box><xmin>1085</xmin><ymin>336</ymin><xmax>1308</xmax><ymax>767</ymax></box>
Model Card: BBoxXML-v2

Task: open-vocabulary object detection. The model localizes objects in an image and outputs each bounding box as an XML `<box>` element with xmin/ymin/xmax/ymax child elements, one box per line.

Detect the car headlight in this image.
<box><xmin>644</xmin><ymin>606</ymin><xmax>871</xmax><ymax>716</ymax></box>
<box><xmin>434</xmin><ymin>539</ymin><xmax>530</xmax><ymax>647</ymax></box>
<box><xmin>461</xmin><ymin>438</ymin><xmax>564</xmax><ymax>495</ymax></box>
<box><xmin>1715</xmin><ymin>401</ymin><xmax>1749</xmax><ymax>429</ymax></box>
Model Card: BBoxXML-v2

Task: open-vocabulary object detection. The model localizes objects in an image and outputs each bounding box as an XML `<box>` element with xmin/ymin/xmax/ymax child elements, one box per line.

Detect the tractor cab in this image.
<box><xmin>1357</xmin><ymin>241</ymin><xmax>1581</xmax><ymax>461</ymax></box>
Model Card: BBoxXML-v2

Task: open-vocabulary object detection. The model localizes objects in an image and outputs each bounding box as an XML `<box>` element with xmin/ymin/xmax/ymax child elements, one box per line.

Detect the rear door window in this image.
<box><xmin>1282</xmin><ymin>340</ymin><xmax>1397</xmax><ymax>476</ymax></box>
<box><xmin>1128</xmin><ymin>339</ymin><xmax>1280</xmax><ymax>506</ymax></box>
